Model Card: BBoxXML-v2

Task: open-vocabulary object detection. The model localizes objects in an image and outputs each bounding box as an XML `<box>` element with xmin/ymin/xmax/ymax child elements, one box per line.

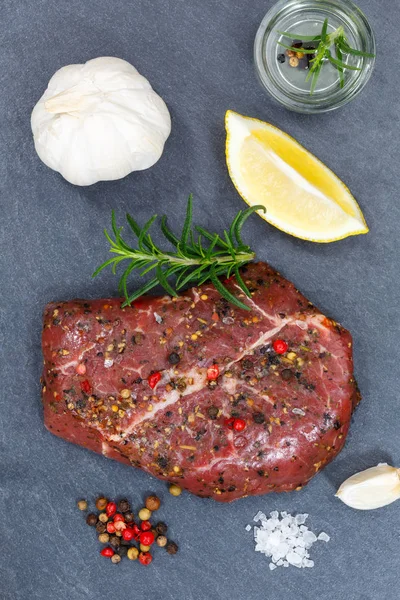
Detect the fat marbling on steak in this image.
<box><xmin>42</xmin><ymin>262</ymin><xmax>359</xmax><ymax>502</ymax></box>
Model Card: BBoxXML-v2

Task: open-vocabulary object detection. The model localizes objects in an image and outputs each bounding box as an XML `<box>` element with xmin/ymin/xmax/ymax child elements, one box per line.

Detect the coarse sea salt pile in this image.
<box><xmin>246</xmin><ymin>511</ymin><xmax>330</xmax><ymax>570</ymax></box>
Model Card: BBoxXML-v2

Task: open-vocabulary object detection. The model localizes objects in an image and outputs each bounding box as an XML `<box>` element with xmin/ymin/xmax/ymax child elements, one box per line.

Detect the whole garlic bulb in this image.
<box><xmin>31</xmin><ymin>57</ymin><xmax>171</xmax><ymax>186</ymax></box>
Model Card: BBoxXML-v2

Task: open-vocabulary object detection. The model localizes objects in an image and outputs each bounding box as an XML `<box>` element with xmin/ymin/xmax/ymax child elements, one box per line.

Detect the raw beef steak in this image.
<box><xmin>42</xmin><ymin>262</ymin><xmax>359</xmax><ymax>502</ymax></box>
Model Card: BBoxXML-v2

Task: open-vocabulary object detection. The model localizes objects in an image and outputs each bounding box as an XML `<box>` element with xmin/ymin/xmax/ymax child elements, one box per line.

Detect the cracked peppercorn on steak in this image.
<box><xmin>42</xmin><ymin>262</ymin><xmax>359</xmax><ymax>502</ymax></box>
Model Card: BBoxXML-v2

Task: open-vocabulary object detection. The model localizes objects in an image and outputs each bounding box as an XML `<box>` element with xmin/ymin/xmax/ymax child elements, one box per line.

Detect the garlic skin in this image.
<box><xmin>31</xmin><ymin>57</ymin><xmax>171</xmax><ymax>186</ymax></box>
<box><xmin>336</xmin><ymin>463</ymin><xmax>400</xmax><ymax>510</ymax></box>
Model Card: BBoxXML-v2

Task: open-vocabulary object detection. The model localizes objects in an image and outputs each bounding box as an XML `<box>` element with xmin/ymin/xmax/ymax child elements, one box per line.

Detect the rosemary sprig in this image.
<box><xmin>93</xmin><ymin>196</ymin><xmax>265</xmax><ymax>311</ymax></box>
<box><xmin>278</xmin><ymin>18</ymin><xmax>375</xmax><ymax>94</ymax></box>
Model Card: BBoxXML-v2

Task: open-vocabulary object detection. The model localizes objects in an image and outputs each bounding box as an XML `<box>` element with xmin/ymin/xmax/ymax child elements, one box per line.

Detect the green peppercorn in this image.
<box><xmin>156</xmin><ymin>535</ymin><xmax>167</xmax><ymax>547</ymax></box>
<box><xmin>98</xmin><ymin>512</ymin><xmax>108</xmax><ymax>523</ymax></box>
<box><xmin>138</xmin><ymin>508</ymin><xmax>151</xmax><ymax>521</ymax></box>
<box><xmin>169</xmin><ymin>484</ymin><xmax>182</xmax><ymax>497</ymax></box>
<box><xmin>77</xmin><ymin>499</ymin><xmax>88</xmax><ymax>511</ymax></box>
<box><xmin>127</xmin><ymin>547</ymin><xmax>139</xmax><ymax>561</ymax></box>
<box><xmin>155</xmin><ymin>522</ymin><xmax>168</xmax><ymax>535</ymax></box>
<box><xmin>86</xmin><ymin>513</ymin><xmax>98</xmax><ymax>527</ymax></box>
<box><xmin>111</xmin><ymin>554</ymin><xmax>121</xmax><ymax>564</ymax></box>
<box><xmin>98</xmin><ymin>533</ymin><xmax>109</xmax><ymax>544</ymax></box>
<box><xmin>166</xmin><ymin>541</ymin><xmax>178</xmax><ymax>554</ymax></box>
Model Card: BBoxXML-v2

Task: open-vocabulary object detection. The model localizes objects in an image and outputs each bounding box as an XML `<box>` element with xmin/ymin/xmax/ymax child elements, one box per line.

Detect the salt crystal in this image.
<box><xmin>269</xmin><ymin>563</ymin><xmax>277</xmax><ymax>571</ymax></box>
<box><xmin>253</xmin><ymin>511</ymin><xmax>266</xmax><ymax>522</ymax></box>
<box><xmin>268</xmin><ymin>531</ymin><xmax>282</xmax><ymax>547</ymax></box>
<box><xmin>270</xmin><ymin>511</ymin><xmax>279</xmax><ymax>519</ymax></box>
<box><xmin>303</xmin><ymin>559</ymin><xmax>315</xmax><ymax>568</ymax></box>
<box><xmin>280</xmin><ymin>511</ymin><xmax>288</xmax><ymax>518</ymax></box>
<box><xmin>104</xmin><ymin>358</ymin><xmax>113</xmax><ymax>368</ymax></box>
<box><xmin>292</xmin><ymin>408</ymin><xmax>306</xmax><ymax>416</ymax></box>
<box><xmin>286</xmin><ymin>551</ymin><xmax>302</xmax><ymax>566</ymax></box>
<box><xmin>303</xmin><ymin>531</ymin><xmax>318</xmax><ymax>546</ymax></box>
<box><xmin>295</xmin><ymin>546</ymin><xmax>307</xmax><ymax>558</ymax></box>
<box><xmin>318</xmin><ymin>532</ymin><xmax>330</xmax><ymax>542</ymax></box>
<box><xmin>153</xmin><ymin>312</ymin><xmax>163</xmax><ymax>324</ymax></box>
<box><xmin>295</xmin><ymin>514</ymin><xmax>308</xmax><ymax>525</ymax></box>
<box><xmin>283</xmin><ymin>561</ymin><xmax>289</xmax><ymax>567</ymax></box>
<box><xmin>276</xmin><ymin>542</ymin><xmax>289</xmax><ymax>558</ymax></box>
<box><xmin>222</xmin><ymin>316</ymin><xmax>234</xmax><ymax>325</ymax></box>
<box><xmin>276</xmin><ymin>559</ymin><xmax>284</xmax><ymax>566</ymax></box>
<box><xmin>245</xmin><ymin>524</ymin><xmax>251</xmax><ymax>532</ymax></box>
<box><xmin>299</xmin><ymin>525</ymin><xmax>308</xmax><ymax>532</ymax></box>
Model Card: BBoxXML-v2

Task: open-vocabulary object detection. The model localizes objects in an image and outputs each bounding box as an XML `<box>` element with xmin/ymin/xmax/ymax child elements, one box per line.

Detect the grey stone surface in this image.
<box><xmin>0</xmin><ymin>0</ymin><xmax>399</xmax><ymax>599</ymax></box>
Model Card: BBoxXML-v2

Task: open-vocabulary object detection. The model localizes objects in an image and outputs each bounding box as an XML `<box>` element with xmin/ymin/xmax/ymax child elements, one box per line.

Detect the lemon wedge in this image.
<box><xmin>225</xmin><ymin>110</ymin><xmax>368</xmax><ymax>243</ymax></box>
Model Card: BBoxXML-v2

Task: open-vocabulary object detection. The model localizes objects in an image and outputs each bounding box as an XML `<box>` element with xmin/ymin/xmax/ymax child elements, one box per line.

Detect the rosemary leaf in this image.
<box><xmin>321</xmin><ymin>18</ymin><xmax>329</xmax><ymax>43</ymax></box>
<box><xmin>338</xmin><ymin>38</ymin><xmax>375</xmax><ymax>57</ymax></box>
<box><xmin>180</xmin><ymin>193</ymin><xmax>193</xmax><ymax>252</ymax></box>
<box><xmin>335</xmin><ymin>43</ymin><xmax>345</xmax><ymax>88</ymax></box>
<box><xmin>160</xmin><ymin>215</ymin><xmax>180</xmax><ymax>246</ymax></box>
<box><xmin>156</xmin><ymin>264</ymin><xmax>178</xmax><ymax>297</ymax></box>
<box><xmin>327</xmin><ymin>52</ymin><xmax>361</xmax><ymax>70</ymax></box>
<box><xmin>209</xmin><ymin>268</ymin><xmax>249</xmax><ymax>311</ymax></box>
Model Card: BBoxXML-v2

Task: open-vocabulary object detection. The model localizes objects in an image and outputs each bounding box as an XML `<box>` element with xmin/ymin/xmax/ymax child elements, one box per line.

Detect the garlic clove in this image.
<box><xmin>336</xmin><ymin>463</ymin><xmax>400</xmax><ymax>510</ymax></box>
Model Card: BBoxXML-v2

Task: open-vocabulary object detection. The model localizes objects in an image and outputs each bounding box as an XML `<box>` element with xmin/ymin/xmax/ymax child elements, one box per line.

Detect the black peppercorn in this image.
<box><xmin>253</xmin><ymin>412</ymin><xmax>265</xmax><ymax>424</ymax></box>
<box><xmin>118</xmin><ymin>545</ymin><xmax>128</xmax><ymax>557</ymax></box>
<box><xmin>117</xmin><ymin>498</ymin><xmax>131</xmax><ymax>513</ymax></box>
<box><xmin>124</xmin><ymin>511</ymin><xmax>135</xmax><ymax>523</ymax></box>
<box><xmin>157</xmin><ymin>456</ymin><xmax>168</xmax><ymax>470</ymax></box>
<box><xmin>155</xmin><ymin>521</ymin><xmax>168</xmax><ymax>536</ymax></box>
<box><xmin>259</xmin><ymin>345</ymin><xmax>271</xmax><ymax>355</ymax></box>
<box><xmin>281</xmin><ymin>369</ymin><xmax>293</xmax><ymax>381</ymax></box>
<box><xmin>121</xmin><ymin>537</ymin><xmax>131</xmax><ymax>546</ymax></box>
<box><xmin>166</xmin><ymin>541</ymin><xmax>178</xmax><ymax>555</ymax></box>
<box><xmin>207</xmin><ymin>406</ymin><xmax>219</xmax><ymax>420</ymax></box>
<box><xmin>109</xmin><ymin>535</ymin><xmax>121</xmax><ymax>549</ymax></box>
<box><xmin>96</xmin><ymin>522</ymin><xmax>107</xmax><ymax>534</ymax></box>
<box><xmin>86</xmin><ymin>513</ymin><xmax>98</xmax><ymax>527</ymax></box>
<box><xmin>168</xmin><ymin>352</ymin><xmax>180</xmax><ymax>365</ymax></box>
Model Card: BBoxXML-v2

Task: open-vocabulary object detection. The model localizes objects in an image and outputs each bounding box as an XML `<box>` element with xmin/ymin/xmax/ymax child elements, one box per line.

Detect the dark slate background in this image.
<box><xmin>1</xmin><ymin>1</ymin><xmax>399</xmax><ymax>599</ymax></box>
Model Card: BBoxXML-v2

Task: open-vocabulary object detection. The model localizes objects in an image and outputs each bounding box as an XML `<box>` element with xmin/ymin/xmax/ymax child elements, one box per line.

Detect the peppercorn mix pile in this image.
<box><xmin>78</xmin><ymin>494</ymin><xmax>178</xmax><ymax>565</ymax></box>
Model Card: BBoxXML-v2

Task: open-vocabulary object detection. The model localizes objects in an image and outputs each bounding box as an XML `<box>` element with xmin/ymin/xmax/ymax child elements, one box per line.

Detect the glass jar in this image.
<box><xmin>254</xmin><ymin>0</ymin><xmax>376</xmax><ymax>113</ymax></box>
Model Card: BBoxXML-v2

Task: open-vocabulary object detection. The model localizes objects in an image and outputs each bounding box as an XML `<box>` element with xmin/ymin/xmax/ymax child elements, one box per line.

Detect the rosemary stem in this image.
<box><xmin>111</xmin><ymin>249</ymin><xmax>256</xmax><ymax>267</ymax></box>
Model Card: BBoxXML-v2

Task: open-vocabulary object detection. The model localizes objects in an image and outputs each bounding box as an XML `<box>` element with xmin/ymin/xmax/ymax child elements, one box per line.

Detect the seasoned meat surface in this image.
<box><xmin>42</xmin><ymin>262</ymin><xmax>359</xmax><ymax>502</ymax></box>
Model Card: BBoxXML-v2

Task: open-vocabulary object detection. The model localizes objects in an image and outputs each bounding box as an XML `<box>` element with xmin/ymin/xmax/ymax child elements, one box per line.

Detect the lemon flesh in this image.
<box><xmin>225</xmin><ymin>110</ymin><xmax>368</xmax><ymax>243</ymax></box>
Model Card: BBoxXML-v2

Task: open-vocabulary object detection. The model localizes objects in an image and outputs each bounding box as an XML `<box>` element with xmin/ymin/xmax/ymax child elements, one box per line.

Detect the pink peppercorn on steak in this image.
<box><xmin>42</xmin><ymin>262</ymin><xmax>359</xmax><ymax>502</ymax></box>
